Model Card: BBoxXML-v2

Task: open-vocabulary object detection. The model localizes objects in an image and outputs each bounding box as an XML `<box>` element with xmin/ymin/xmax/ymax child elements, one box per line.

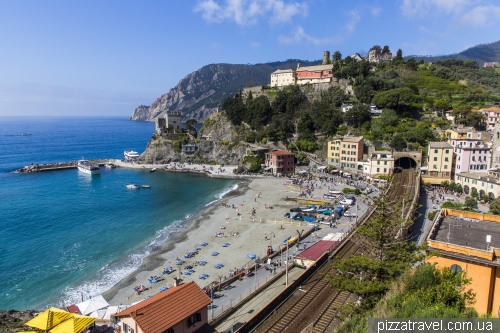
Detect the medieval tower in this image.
<box><xmin>322</xmin><ymin>51</ymin><xmax>330</xmax><ymax>65</ymax></box>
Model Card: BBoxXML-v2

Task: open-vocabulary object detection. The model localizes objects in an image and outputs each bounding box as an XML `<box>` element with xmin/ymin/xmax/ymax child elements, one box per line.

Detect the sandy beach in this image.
<box><xmin>102</xmin><ymin>166</ymin><xmax>309</xmax><ymax>306</ymax></box>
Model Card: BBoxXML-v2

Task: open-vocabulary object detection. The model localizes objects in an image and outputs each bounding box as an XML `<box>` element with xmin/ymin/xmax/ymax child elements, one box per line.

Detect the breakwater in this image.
<box><xmin>15</xmin><ymin>159</ymin><xmax>110</xmax><ymax>173</ymax></box>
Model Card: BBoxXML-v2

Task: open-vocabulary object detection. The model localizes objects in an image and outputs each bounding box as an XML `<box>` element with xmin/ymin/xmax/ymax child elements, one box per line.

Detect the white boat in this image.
<box><xmin>150</xmin><ymin>168</ymin><xmax>156</xmax><ymax>172</ymax></box>
<box><xmin>77</xmin><ymin>159</ymin><xmax>100</xmax><ymax>175</ymax></box>
<box><xmin>105</xmin><ymin>163</ymin><xmax>116</xmax><ymax>169</ymax></box>
<box><xmin>126</xmin><ymin>182</ymin><xmax>140</xmax><ymax>189</ymax></box>
<box><xmin>124</xmin><ymin>150</ymin><xmax>139</xmax><ymax>160</ymax></box>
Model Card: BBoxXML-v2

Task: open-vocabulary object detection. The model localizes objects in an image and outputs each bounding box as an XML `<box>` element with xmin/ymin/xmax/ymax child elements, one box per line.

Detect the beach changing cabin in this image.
<box><xmin>114</xmin><ymin>282</ymin><xmax>213</xmax><ymax>333</ymax></box>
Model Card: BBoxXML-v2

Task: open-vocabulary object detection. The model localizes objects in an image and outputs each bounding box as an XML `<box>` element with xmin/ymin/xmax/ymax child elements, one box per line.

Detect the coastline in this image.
<box><xmin>102</xmin><ymin>175</ymin><xmax>306</xmax><ymax>306</ymax></box>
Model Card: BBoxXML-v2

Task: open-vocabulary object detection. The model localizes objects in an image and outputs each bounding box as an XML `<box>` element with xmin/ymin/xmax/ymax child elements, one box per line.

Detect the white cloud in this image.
<box><xmin>193</xmin><ymin>0</ymin><xmax>308</xmax><ymax>26</ymax></box>
<box><xmin>370</xmin><ymin>6</ymin><xmax>382</xmax><ymax>16</ymax></box>
<box><xmin>278</xmin><ymin>26</ymin><xmax>340</xmax><ymax>45</ymax></box>
<box><xmin>249</xmin><ymin>41</ymin><xmax>261</xmax><ymax>48</ymax></box>
<box><xmin>345</xmin><ymin>10</ymin><xmax>360</xmax><ymax>32</ymax></box>
<box><xmin>400</xmin><ymin>0</ymin><xmax>500</xmax><ymax>26</ymax></box>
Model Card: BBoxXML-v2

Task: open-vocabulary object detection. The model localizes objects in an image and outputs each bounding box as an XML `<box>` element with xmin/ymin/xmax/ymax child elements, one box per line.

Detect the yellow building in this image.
<box><xmin>327</xmin><ymin>137</ymin><xmax>342</xmax><ymax>169</ymax></box>
<box><xmin>426</xmin><ymin>209</ymin><xmax>500</xmax><ymax>315</ymax></box>
<box><xmin>340</xmin><ymin>136</ymin><xmax>364</xmax><ymax>173</ymax></box>
<box><xmin>422</xmin><ymin>142</ymin><xmax>453</xmax><ymax>184</ymax></box>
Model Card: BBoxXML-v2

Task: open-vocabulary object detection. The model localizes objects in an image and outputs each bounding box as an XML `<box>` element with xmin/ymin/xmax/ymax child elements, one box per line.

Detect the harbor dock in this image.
<box><xmin>15</xmin><ymin>160</ymin><xmax>111</xmax><ymax>173</ymax></box>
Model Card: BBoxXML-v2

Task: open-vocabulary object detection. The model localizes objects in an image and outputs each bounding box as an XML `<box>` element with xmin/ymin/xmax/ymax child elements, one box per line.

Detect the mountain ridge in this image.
<box><xmin>406</xmin><ymin>40</ymin><xmax>500</xmax><ymax>64</ymax></box>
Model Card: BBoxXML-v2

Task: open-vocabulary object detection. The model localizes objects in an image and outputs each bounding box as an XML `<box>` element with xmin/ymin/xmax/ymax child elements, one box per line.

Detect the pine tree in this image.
<box><xmin>324</xmin><ymin>190</ymin><xmax>424</xmax><ymax>311</ymax></box>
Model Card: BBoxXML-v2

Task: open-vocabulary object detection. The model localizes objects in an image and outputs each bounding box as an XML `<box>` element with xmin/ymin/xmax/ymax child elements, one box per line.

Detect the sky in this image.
<box><xmin>1</xmin><ymin>0</ymin><xmax>500</xmax><ymax>117</ymax></box>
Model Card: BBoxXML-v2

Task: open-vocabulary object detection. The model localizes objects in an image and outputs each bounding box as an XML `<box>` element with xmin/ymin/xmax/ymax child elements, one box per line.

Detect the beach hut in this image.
<box><xmin>25</xmin><ymin>307</ymin><xmax>73</xmax><ymax>331</ymax></box>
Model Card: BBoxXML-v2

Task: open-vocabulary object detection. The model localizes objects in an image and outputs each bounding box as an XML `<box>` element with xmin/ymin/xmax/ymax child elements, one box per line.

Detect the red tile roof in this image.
<box><xmin>296</xmin><ymin>240</ymin><xmax>338</xmax><ymax>261</ymax></box>
<box><xmin>114</xmin><ymin>282</ymin><xmax>212</xmax><ymax>333</ymax></box>
<box><xmin>267</xmin><ymin>150</ymin><xmax>294</xmax><ymax>156</ymax></box>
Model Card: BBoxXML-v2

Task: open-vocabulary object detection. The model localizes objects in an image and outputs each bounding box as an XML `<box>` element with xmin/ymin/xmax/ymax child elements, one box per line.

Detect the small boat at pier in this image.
<box><xmin>142</xmin><ymin>185</ymin><xmax>151</xmax><ymax>188</ymax></box>
<box><xmin>105</xmin><ymin>163</ymin><xmax>116</xmax><ymax>169</ymax></box>
<box><xmin>150</xmin><ymin>168</ymin><xmax>156</xmax><ymax>172</ymax></box>
<box><xmin>126</xmin><ymin>182</ymin><xmax>140</xmax><ymax>189</ymax></box>
<box><xmin>77</xmin><ymin>158</ymin><xmax>100</xmax><ymax>175</ymax></box>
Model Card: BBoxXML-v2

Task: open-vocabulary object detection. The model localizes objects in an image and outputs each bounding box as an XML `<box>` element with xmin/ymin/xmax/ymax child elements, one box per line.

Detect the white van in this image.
<box><xmin>340</xmin><ymin>199</ymin><xmax>354</xmax><ymax>205</ymax></box>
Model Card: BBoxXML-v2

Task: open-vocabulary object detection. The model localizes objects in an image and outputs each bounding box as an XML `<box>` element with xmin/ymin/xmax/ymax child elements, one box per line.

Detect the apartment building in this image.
<box><xmin>444</xmin><ymin>128</ymin><xmax>491</xmax><ymax>172</ymax></box>
<box><xmin>422</xmin><ymin>142</ymin><xmax>453</xmax><ymax>184</ymax></box>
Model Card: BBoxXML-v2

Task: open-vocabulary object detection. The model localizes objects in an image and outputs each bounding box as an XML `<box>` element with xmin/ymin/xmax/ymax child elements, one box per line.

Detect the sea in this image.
<box><xmin>0</xmin><ymin>117</ymin><xmax>236</xmax><ymax>310</ymax></box>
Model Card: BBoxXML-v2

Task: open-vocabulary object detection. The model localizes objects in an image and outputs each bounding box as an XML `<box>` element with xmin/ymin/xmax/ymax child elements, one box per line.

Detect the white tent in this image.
<box><xmin>76</xmin><ymin>295</ymin><xmax>109</xmax><ymax>316</ymax></box>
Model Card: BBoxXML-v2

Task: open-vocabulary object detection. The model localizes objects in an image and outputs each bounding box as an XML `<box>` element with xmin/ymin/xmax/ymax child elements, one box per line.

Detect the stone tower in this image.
<box><xmin>491</xmin><ymin>123</ymin><xmax>500</xmax><ymax>168</ymax></box>
<box><xmin>322</xmin><ymin>51</ymin><xmax>330</xmax><ymax>65</ymax></box>
<box><xmin>166</xmin><ymin>111</ymin><xmax>182</xmax><ymax>132</ymax></box>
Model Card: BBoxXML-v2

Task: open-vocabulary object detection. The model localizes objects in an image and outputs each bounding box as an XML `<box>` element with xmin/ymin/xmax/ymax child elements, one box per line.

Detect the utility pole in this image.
<box><xmin>286</xmin><ymin>243</ymin><xmax>289</xmax><ymax>286</ymax></box>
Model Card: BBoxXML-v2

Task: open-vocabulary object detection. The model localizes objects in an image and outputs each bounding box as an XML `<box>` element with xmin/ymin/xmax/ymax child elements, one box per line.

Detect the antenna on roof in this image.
<box><xmin>487</xmin><ymin>235</ymin><xmax>492</xmax><ymax>251</ymax></box>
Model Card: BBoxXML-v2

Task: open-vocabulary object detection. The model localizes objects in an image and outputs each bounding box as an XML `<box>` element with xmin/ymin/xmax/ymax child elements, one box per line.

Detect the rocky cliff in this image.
<box><xmin>137</xmin><ymin>113</ymin><xmax>250</xmax><ymax>165</ymax></box>
<box><xmin>130</xmin><ymin>60</ymin><xmax>317</xmax><ymax>122</ymax></box>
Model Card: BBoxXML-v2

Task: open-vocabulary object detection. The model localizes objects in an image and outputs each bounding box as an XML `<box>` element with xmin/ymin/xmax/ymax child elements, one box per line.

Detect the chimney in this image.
<box><xmin>297</xmin><ymin>63</ymin><xmax>301</xmax><ymax>69</ymax></box>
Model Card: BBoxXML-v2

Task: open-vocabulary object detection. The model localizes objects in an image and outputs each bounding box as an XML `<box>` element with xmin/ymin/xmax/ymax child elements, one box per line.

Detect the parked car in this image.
<box><xmin>339</xmin><ymin>199</ymin><xmax>354</xmax><ymax>205</ymax></box>
<box><xmin>290</xmin><ymin>207</ymin><xmax>302</xmax><ymax>212</ymax></box>
<box><xmin>343</xmin><ymin>210</ymin><xmax>357</xmax><ymax>217</ymax></box>
<box><xmin>323</xmin><ymin>194</ymin><xmax>336</xmax><ymax>199</ymax></box>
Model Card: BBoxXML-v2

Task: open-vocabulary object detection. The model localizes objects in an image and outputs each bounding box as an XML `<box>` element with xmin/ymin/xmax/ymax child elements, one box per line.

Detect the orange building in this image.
<box><xmin>426</xmin><ymin>209</ymin><xmax>500</xmax><ymax>315</ymax></box>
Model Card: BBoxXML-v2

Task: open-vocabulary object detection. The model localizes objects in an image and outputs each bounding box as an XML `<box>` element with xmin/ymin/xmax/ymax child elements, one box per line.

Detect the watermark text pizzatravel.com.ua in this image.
<box><xmin>368</xmin><ymin>318</ymin><xmax>500</xmax><ymax>333</ymax></box>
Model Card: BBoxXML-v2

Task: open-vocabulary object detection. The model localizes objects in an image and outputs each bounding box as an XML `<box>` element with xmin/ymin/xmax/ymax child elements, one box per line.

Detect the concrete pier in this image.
<box><xmin>15</xmin><ymin>160</ymin><xmax>110</xmax><ymax>173</ymax></box>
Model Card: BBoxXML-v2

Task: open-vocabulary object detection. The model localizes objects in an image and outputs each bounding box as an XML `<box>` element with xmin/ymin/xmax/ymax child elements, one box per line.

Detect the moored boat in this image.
<box><xmin>142</xmin><ymin>185</ymin><xmax>151</xmax><ymax>188</ymax></box>
<box><xmin>77</xmin><ymin>158</ymin><xmax>100</xmax><ymax>175</ymax></box>
<box><xmin>150</xmin><ymin>168</ymin><xmax>156</xmax><ymax>172</ymax></box>
<box><xmin>126</xmin><ymin>182</ymin><xmax>140</xmax><ymax>189</ymax></box>
<box><xmin>124</xmin><ymin>150</ymin><xmax>139</xmax><ymax>161</ymax></box>
<box><xmin>105</xmin><ymin>163</ymin><xmax>116</xmax><ymax>169</ymax></box>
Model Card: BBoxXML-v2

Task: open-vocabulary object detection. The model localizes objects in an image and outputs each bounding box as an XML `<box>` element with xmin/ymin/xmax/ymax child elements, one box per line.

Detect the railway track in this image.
<box><xmin>250</xmin><ymin>170</ymin><xmax>416</xmax><ymax>333</ymax></box>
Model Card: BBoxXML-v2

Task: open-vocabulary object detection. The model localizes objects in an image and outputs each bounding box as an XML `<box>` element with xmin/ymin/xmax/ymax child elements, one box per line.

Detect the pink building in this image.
<box><xmin>450</xmin><ymin>129</ymin><xmax>491</xmax><ymax>173</ymax></box>
<box><xmin>481</xmin><ymin>107</ymin><xmax>500</xmax><ymax>131</ymax></box>
<box><xmin>114</xmin><ymin>282</ymin><xmax>212</xmax><ymax>333</ymax></box>
<box><xmin>295</xmin><ymin>64</ymin><xmax>333</xmax><ymax>85</ymax></box>
<box><xmin>265</xmin><ymin>150</ymin><xmax>295</xmax><ymax>175</ymax></box>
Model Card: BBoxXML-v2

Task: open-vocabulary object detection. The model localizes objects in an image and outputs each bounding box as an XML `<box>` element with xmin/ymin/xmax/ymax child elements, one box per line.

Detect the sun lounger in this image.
<box><xmin>184</xmin><ymin>271</ymin><xmax>191</xmax><ymax>275</ymax></box>
<box><xmin>214</xmin><ymin>263</ymin><xmax>224</xmax><ymax>269</ymax></box>
<box><xmin>176</xmin><ymin>259</ymin><xmax>185</xmax><ymax>265</ymax></box>
<box><xmin>211</xmin><ymin>251</ymin><xmax>219</xmax><ymax>256</ymax></box>
<box><xmin>222</xmin><ymin>242</ymin><xmax>230</xmax><ymax>247</ymax></box>
<box><xmin>199</xmin><ymin>260</ymin><xmax>207</xmax><ymax>265</ymax></box>
<box><xmin>247</xmin><ymin>253</ymin><xmax>256</xmax><ymax>259</ymax></box>
<box><xmin>201</xmin><ymin>242</ymin><xmax>208</xmax><ymax>246</ymax></box>
<box><xmin>195</xmin><ymin>246</ymin><xmax>201</xmax><ymax>251</ymax></box>
<box><xmin>159</xmin><ymin>286</ymin><xmax>169</xmax><ymax>292</ymax></box>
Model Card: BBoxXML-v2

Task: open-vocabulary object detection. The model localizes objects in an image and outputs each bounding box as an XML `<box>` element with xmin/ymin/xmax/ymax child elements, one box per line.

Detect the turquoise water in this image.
<box><xmin>0</xmin><ymin>117</ymin><xmax>235</xmax><ymax>310</ymax></box>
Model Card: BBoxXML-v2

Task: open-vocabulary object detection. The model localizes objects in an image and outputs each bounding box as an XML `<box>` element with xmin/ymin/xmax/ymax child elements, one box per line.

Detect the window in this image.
<box><xmin>444</xmin><ymin>165</ymin><xmax>448</xmax><ymax>169</ymax></box>
<box><xmin>433</xmin><ymin>157</ymin><xmax>437</xmax><ymax>161</ymax></box>
<box><xmin>384</xmin><ymin>168</ymin><xmax>387</xmax><ymax>173</ymax></box>
<box><xmin>163</xmin><ymin>329</ymin><xmax>174</xmax><ymax>333</ymax></box>
<box><xmin>187</xmin><ymin>312</ymin><xmax>202</xmax><ymax>327</ymax></box>
<box><xmin>352</xmin><ymin>145</ymin><xmax>356</xmax><ymax>149</ymax></box>
<box><xmin>384</xmin><ymin>161</ymin><xmax>387</xmax><ymax>165</ymax></box>
<box><xmin>377</xmin><ymin>168</ymin><xmax>380</xmax><ymax>172</ymax></box>
<box><xmin>377</xmin><ymin>161</ymin><xmax>380</xmax><ymax>165</ymax></box>
<box><xmin>123</xmin><ymin>323</ymin><xmax>128</xmax><ymax>333</ymax></box>
<box><xmin>450</xmin><ymin>264</ymin><xmax>462</xmax><ymax>276</ymax></box>
<box><xmin>433</xmin><ymin>165</ymin><xmax>437</xmax><ymax>169</ymax></box>
<box><xmin>445</xmin><ymin>157</ymin><xmax>449</xmax><ymax>162</ymax></box>
<box><xmin>434</xmin><ymin>149</ymin><xmax>438</xmax><ymax>153</ymax></box>
<box><xmin>445</xmin><ymin>149</ymin><xmax>449</xmax><ymax>154</ymax></box>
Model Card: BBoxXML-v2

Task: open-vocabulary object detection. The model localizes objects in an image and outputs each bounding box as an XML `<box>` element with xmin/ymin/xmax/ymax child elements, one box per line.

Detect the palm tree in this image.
<box><xmin>333</xmin><ymin>51</ymin><xmax>342</xmax><ymax>62</ymax></box>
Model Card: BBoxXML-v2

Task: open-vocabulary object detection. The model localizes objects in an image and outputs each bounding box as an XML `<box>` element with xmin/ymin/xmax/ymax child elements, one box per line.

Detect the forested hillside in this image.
<box><xmin>221</xmin><ymin>52</ymin><xmax>500</xmax><ymax>161</ymax></box>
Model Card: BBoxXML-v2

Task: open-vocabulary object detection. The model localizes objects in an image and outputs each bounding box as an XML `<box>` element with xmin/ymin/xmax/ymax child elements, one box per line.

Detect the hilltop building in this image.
<box><xmin>322</xmin><ymin>51</ymin><xmax>330</xmax><ymax>65</ymax></box>
<box><xmin>368</xmin><ymin>46</ymin><xmax>393</xmax><ymax>63</ymax></box>
<box><xmin>270</xmin><ymin>69</ymin><xmax>296</xmax><ymax>88</ymax></box>
<box><xmin>295</xmin><ymin>63</ymin><xmax>334</xmax><ymax>85</ymax></box>
<box><xmin>481</xmin><ymin>107</ymin><xmax>500</xmax><ymax>132</ymax></box>
<box><xmin>426</xmin><ymin>209</ymin><xmax>500</xmax><ymax>315</ymax></box>
<box><xmin>350</xmin><ymin>53</ymin><xmax>364</xmax><ymax>62</ymax></box>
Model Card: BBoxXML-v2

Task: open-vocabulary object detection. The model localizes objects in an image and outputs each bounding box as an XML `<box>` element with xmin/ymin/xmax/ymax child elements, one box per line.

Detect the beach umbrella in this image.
<box><xmin>50</xmin><ymin>314</ymin><xmax>96</xmax><ymax>333</ymax></box>
<box><xmin>25</xmin><ymin>307</ymin><xmax>73</xmax><ymax>331</ymax></box>
<box><xmin>76</xmin><ymin>295</ymin><xmax>109</xmax><ymax>315</ymax></box>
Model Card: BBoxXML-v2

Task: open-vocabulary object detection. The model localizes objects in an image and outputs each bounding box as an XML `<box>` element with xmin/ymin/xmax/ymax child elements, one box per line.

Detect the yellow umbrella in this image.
<box><xmin>25</xmin><ymin>307</ymin><xmax>73</xmax><ymax>331</ymax></box>
<box><xmin>50</xmin><ymin>314</ymin><xmax>96</xmax><ymax>333</ymax></box>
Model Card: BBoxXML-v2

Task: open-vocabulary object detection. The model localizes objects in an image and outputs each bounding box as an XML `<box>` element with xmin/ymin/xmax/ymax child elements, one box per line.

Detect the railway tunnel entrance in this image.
<box><xmin>394</xmin><ymin>156</ymin><xmax>417</xmax><ymax>169</ymax></box>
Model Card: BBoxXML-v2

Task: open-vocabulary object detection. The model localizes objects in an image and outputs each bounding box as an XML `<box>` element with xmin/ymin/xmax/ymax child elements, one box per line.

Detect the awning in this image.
<box><xmin>50</xmin><ymin>314</ymin><xmax>96</xmax><ymax>333</ymax></box>
<box><xmin>25</xmin><ymin>307</ymin><xmax>73</xmax><ymax>331</ymax></box>
<box><xmin>76</xmin><ymin>295</ymin><xmax>109</xmax><ymax>315</ymax></box>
